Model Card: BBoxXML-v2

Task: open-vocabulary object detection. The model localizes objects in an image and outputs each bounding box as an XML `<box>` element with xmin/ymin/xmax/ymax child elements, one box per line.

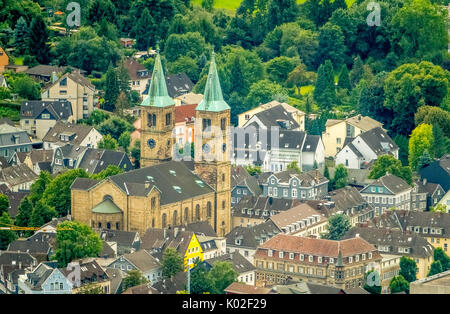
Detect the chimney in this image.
<box><xmin>145</xmin><ymin>181</ymin><xmax>150</xmax><ymax>189</ymax></box>
<box><xmin>174</xmin><ymin>227</ymin><xmax>179</xmax><ymax>238</ymax></box>
<box><xmin>51</xmin><ymin>72</ymin><xmax>58</xmax><ymax>83</ymax></box>
<box><xmin>422</xmin><ymin>178</ymin><xmax>427</xmax><ymax>185</ymax></box>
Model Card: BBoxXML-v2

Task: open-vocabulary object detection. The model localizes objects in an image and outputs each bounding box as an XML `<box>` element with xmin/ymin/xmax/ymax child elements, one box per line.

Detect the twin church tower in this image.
<box><xmin>140</xmin><ymin>51</ymin><xmax>231</xmax><ymax>235</ymax></box>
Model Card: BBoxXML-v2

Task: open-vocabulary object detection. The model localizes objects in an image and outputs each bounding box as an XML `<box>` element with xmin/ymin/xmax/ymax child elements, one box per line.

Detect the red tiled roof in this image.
<box><xmin>224</xmin><ymin>282</ymin><xmax>272</xmax><ymax>294</ymax></box>
<box><xmin>257</xmin><ymin>234</ymin><xmax>378</xmax><ymax>258</ymax></box>
<box><xmin>175</xmin><ymin>104</ymin><xmax>197</xmax><ymax>123</ymax></box>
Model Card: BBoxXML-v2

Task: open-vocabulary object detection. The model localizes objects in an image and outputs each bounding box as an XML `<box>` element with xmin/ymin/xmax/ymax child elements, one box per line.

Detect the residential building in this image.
<box><xmin>119</xmin><ymin>38</ymin><xmax>134</xmax><ymax>48</ymax></box>
<box><xmin>122</xmin><ymin>282</ymin><xmax>159</xmax><ymax>294</ymax></box>
<box><xmin>142</xmin><ymin>73</ymin><xmax>194</xmax><ymax>99</ymax></box>
<box><xmin>410</xmin><ymin>270</ymin><xmax>450</xmax><ymax>294</ymax></box>
<box><xmin>204</xmin><ymin>251</ymin><xmax>256</xmax><ymax>286</ymax></box>
<box><xmin>412</xmin><ymin>179</ymin><xmax>445</xmax><ymax>211</ymax></box>
<box><xmin>174</xmin><ymin>92</ymin><xmax>203</xmax><ymax>107</ymax></box>
<box><xmin>262</xmin><ymin>169</ymin><xmax>329</xmax><ymax>201</ymax></box>
<box><xmin>419</xmin><ymin>154</ymin><xmax>450</xmax><ymax>192</ymax></box>
<box><xmin>254</xmin><ymin>234</ymin><xmax>382</xmax><ymax>289</ymax></box>
<box><xmin>23</xmin><ymin>150</ymin><xmax>54</xmax><ymax>175</ymax></box>
<box><xmin>0</xmin><ymin>47</ymin><xmax>8</xmax><ymax>73</ymax></box>
<box><xmin>20</xmin><ymin>100</ymin><xmax>74</xmax><ymax>139</ymax></box>
<box><xmin>4</xmin><ymin>64</ymin><xmax>28</xmax><ymax>73</ymax></box>
<box><xmin>226</xmin><ymin>221</ymin><xmax>281</xmax><ymax>264</ymax></box>
<box><xmin>238</xmin><ymin>100</ymin><xmax>305</xmax><ymax>131</ymax></box>
<box><xmin>123</xmin><ymin>58</ymin><xmax>151</xmax><ymax>96</ymax></box>
<box><xmin>41</xmin><ymin>71</ymin><xmax>96</xmax><ymax>122</ymax></box>
<box><xmin>52</xmin><ymin>144</ymin><xmax>132</xmax><ymax>175</ymax></box>
<box><xmin>326</xmin><ymin>167</ymin><xmax>374</xmax><ymax>190</ymax></box>
<box><xmin>232</xmin><ymin>196</ymin><xmax>301</xmax><ymax>228</ymax></box>
<box><xmin>0</xmin><ymin>185</ymin><xmax>28</xmax><ymax>219</ymax></box>
<box><xmin>8</xmin><ymin>151</ymin><xmax>27</xmax><ymax>167</ymax></box>
<box><xmin>0</xmin><ymin>123</ymin><xmax>32</xmax><ymax>159</ymax></box>
<box><xmin>42</xmin><ymin>121</ymin><xmax>102</xmax><ymax>150</ymax></box>
<box><xmin>0</xmin><ymin>252</ymin><xmax>37</xmax><ymax>294</ymax></box>
<box><xmin>230</xmin><ymin>166</ymin><xmax>262</xmax><ymax>206</ymax></box>
<box><xmin>105</xmin><ymin>268</ymin><xmax>126</xmax><ymax>294</ymax></box>
<box><xmin>141</xmin><ymin>228</ymin><xmax>204</xmax><ymax>270</ymax></box>
<box><xmin>343</xmin><ymin>227</ymin><xmax>434</xmax><ymax>283</ymax></box>
<box><xmin>18</xmin><ymin>262</ymin><xmax>73</xmax><ymax>294</ymax></box>
<box><xmin>269</xmin><ymin>203</ymin><xmax>328</xmax><ymax>237</ymax></box>
<box><xmin>174</xmin><ymin>103</ymin><xmax>196</xmax><ymax>147</ymax></box>
<box><xmin>60</xmin><ymin>259</ymin><xmax>111</xmax><ymax>294</ymax></box>
<box><xmin>321</xmin><ymin>186</ymin><xmax>375</xmax><ymax>226</ymax></box>
<box><xmin>335</xmin><ymin>127</ymin><xmax>398</xmax><ymax>169</ymax></box>
<box><xmin>271</xmin><ymin>281</ymin><xmax>347</xmax><ymax>294</ymax></box>
<box><xmin>322</xmin><ymin>115</ymin><xmax>384</xmax><ymax>158</ymax></box>
<box><xmin>360</xmin><ymin>174</ymin><xmax>412</xmax><ymax>215</ymax></box>
<box><xmin>7</xmin><ymin>232</ymin><xmax>55</xmax><ymax>263</ymax></box>
<box><xmin>437</xmin><ymin>190</ymin><xmax>450</xmax><ymax>213</ymax></box>
<box><xmin>25</xmin><ymin>65</ymin><xmax>85</xmax><ymax>83</ymax></box>
<box><xmin>107</xmin><ymin>250</ymin><xmax>162</xmax><ymax>285</ymax></box>
<box><xmin>0</xmin><ymin>164</ymin><xmax>38</xmax><ymax>192</ymax></box>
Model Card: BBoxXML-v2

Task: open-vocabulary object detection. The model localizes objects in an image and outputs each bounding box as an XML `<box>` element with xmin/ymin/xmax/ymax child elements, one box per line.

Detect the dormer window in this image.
<box><xmin>300</xmin><ymin>254</ymin><xmax>304</xmax><ymax>261</ymax></box>
<box><xmin>279</xmin><ymin>252</ymin><xmax>284</xmax><ymax>258</ymax></box>
<box><xmin>308</xmin><ymin>255</ymin><xmax>313</xmax><ymax>262</ymax></box>
<box><xmin>330</xmin><ymin>258</ymin><xmax>334</xmax><ymax>264</ymax></box>
<box><xmin>268</xmin><ymin>250</ymin><xmax>273</xmax><ymax>257</ymax></box>
<box><xmin>289</xmin><ymin>253</ymin><xmax>294</xmax><ymax>259</ymax></box>
<box><xmin>349</xmin><ymin>256</ymin><xmax>353</xmax><ymax>263</ymax></box>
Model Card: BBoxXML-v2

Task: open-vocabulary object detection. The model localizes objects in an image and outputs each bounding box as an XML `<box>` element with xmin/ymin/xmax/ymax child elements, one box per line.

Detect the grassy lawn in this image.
<box><xmin>192</xmin><ymin>0</ymin><xmax>356</xmax><ymax>14</ymax></box>
<box><xmin>14</xmin><ymin>56</ymin><xmax>24</xmax><ymax>65</ymax></box>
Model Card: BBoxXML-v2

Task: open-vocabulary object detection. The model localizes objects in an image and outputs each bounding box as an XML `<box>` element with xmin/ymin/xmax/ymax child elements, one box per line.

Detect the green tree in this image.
<box><xmin>165</xmin><ymin>32</ymin><xmax>207</xmax><ymax>63</ymax></box>
<box><xmin>267</xmin><ymin>0</ymin><xmax>299</xmax><ymax>31</ymax></box>
<box><xmin>417</xmin><ymin>149</ymin><xmax>434</xmax><ymax>170</ymax></box>
<box><xmin>168</xmin><ymin>56</ymin><xmax>200</xmax><ymax>82</ymax></box>
<box><xmin>389</xmin><ymin>275</ymin><xmax>409</xmax><ymax>294</ymax></box>
<box><xmin>98</xmin><ymin>134</ymin><xmax>119</xmax><ymax>150</ymax></box>
<box><xmin>42</xmin><ymin>169</ymin><xmax>89</xmax><ymax>217</ymax></box>
<box><xmin>265</xmin><ymin>56</ymin><xmax>297</xmax><ymax>84</ymax></box>
<box><xmin>207</xmin><ymin>262</ymin><xmax>238</xmax><ymax>294</ymax></box>
<box><xmin>0</xmin><ymin>194</ymin><xmax>9</xmax><ymax>216</ymax></box>
<box><xmin>349</xmin><ymin>56</ymin><xmax>364</xmax><ymax>88</ymax></box>
<box><xmin>363</xmin><ymin>270</ymin><xmax>381</xmax><ymax>294</ymax></box>
<box><xmin>116</xmin><ymin>63</ymin><xmax>131</xmax><ymax>98</ymax></box>
<box><xmin>415</xmin><ymin>106</ymin><xmax>450</xmax><ymax>137</ymax></box>
<box><xmin>29</xmin><ymin>201</ymin><xmax>57</xmax><ymax>228</ymax></box>
<box><xmin>430</xmin><ymin>204</ymin><xmax>447</xmax><ymax>213</ymax></box>
<box><xmin>190</xmin><ymin>260</ymin><xmax>214</xmax><ymax>294</ymax></box>
<box><xmin>399</xmin><ymin>256</ymin><xmax>417</xmax><ymax>283</ymax></box>
<box><xmin>131</xmin><ymin>139</ymin><xmax>141</xmax><ymax>168</ymax></box>
<box><xmin>314</xmin><ymin>60</ymin><xmax>335</xmax><ymax>109</ymax></box>
<box><xmin>315</xmin><ymin>22</ymin><xmax>345</xmax><ymax>69</ymax></box>
<box><xmin>369</xmin><ymin>155</ymin><xmax>413</xmax><ymax>185</ymax></box>
<box><xmin>322</xmin><ymin>213</ymin><xmax>350</xmax><ymax>240</ymax></box>
<box><xmin>104</xmin><ymin>65</ymin><xmax>120</xmax><ymax>112</ymax></box>
<box><xmin>0</xmin><ymin>212</ymin><xmax>17</xmax><ymax>250</ymax></box>
<box><xmin>431</xmin><ymin>124</ymin><xmax>449</xmax><ymax>158</ymax></box>
<box><xmin>243</xmin><ymin>165</ymin><xmax>261</xmax><ymax>176</ymax></box>
<box><xmin>28</xmin><ymin>15</ymin><xmax>50</xmax><ymax>64</ymax></box>
<box><xmin>114</xmin><ymin>91</ymin><xmax>129</xmax><ymax>117</ymax></box>
<box><xmin>332</xmin><ymin>164</ymin><xmax>348</xmax><ymax>190</ymax></box>
<box><xmin>122</xmin><ymin>270</ymin><xmax>148</xmax><ymax>291</ymax></box>
<box><xmin>91</xmin><ymin>165</ymin><xmax>124</xmax><ymax>180</ymax></box>
<box><xmin>201</xmin><ymin>0</ymin><xmax>214</xmax><ymax>12</ymax></box>
<box><xmin>428</xmin><ymin>260</ymin><xmax>443</xmax><ymax>277</ymax></box>
<box><xmin>285</xmin><ymin>63</ymin><xmax>316</xmax><ymax>94</ymax></box>
<box><xmin>53</xmin><ymin>221</ymin><xmax>103</xmax><ymax>268</ymax></box>
<box><xmin>10</xmin><ymin>75</ymin><xmax>41</xmax><ymax>100</ymax></box>
<box><xmin>134</xmin><ymin>8</ymin><xmax>156</xmax><ymax>51</ymax></box>
<box><xmin>433</xmin><ymin>248</ymin><xmax>450</xmax><ymax>271</ymax></box>
<box><xmin>245</xmin><ymin>80</ymin><xmax>288</xmax><ymax>110</ymax></box>
<box><xmin>162</xmin><ymin>247</ymin><xmax>184</xmax><ymax>279</ymax></box>
<box><xmin>393</xmin><ymin>135</ymin><xmax>409</xmax><ymax>166</ymax></box>
<box><xmin>409</xmin><ymin>123</ymin><xmax>434</xmax><ymax>170</ymax></box>
<box><xmin>98</xmin><ymin>116</ymin><xmax>134</xmax><ymax>141</ymax></box>
<box><xmin>77</xmin><ymin>283</ymin><xmax>106</xmax><ymax>294</ymax></box>
<box><xmin>323</xmin><ymin>164</ymin><xmax>330</xmax><ymax>180</ymax></box>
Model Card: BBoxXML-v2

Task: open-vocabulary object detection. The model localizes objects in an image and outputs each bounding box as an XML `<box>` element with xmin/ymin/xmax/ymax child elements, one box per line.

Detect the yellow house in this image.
<box><xmin>185</xmin><ymin>233</ymin><xmax>204</xmax><ymax>270</ymax></box>
<box><xmin>238</xmin><ymin>100</ymin><xmax>305</xmax><ymax>130</ymax></box>
<box><xmin>322</xmin><ymin>115</ymin><xmax>383</xmax><ymax>158</ymax></box>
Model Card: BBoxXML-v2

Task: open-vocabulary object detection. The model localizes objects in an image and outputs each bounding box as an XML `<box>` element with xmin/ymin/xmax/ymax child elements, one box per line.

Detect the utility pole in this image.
<box><xmin>187</xmin><ymin>263</ymin><xmax>191</xmax><ymax>294</ymax></box>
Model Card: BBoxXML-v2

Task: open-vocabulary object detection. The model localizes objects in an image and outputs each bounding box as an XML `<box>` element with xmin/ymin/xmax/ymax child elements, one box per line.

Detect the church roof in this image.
<box><xmin>140</xmin><ymin>52</ymin><xmax>175</xmax><ymax>108</ymax></box>
<box><xmin>92</xmin><ymin>198</ymin><xmax>123</xmax><ymax>214</ymax></box>
<box><xmin>195</xmin><ymin>52</ymin><xmax>230</xmax><ymax>112</ymax></box>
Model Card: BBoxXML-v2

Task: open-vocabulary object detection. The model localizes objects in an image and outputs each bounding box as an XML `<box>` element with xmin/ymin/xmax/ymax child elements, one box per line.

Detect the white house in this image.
<box><xmin>336</xmin><ymin>127</ymin><xmax>398</xmax><ymax>169</ymax></box>
<box><xmin>42</xmin><ymin>121</ymin><xmax>102</xmax><ymax>150</ymax></box>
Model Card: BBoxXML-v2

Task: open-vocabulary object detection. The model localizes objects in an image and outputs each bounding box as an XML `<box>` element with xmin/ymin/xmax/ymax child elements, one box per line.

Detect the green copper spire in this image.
<box><xmin>196</xmin><ymin>51</ymin><xmax>230</xmax><ymax>112</ymax></box>
<box><xmin>140</xmin><ymin>50</ymin><xmax>175</xmax><ymax>107</ymax></box>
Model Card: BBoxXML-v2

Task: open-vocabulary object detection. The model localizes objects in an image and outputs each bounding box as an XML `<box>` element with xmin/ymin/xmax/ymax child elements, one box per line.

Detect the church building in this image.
<box><xmin>71</xmin><ymin>51</ymin><xmax>232</xmax><ymax>236</ymax></box>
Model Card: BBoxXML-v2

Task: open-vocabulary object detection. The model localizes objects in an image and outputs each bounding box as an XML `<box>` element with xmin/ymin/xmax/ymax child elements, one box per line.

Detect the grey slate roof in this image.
<box><xmin>184</xmin><ymin>221</ymin><xmax>217</xmax><ymax>237</ymax></box>
<box><xmin>42</xmin><ymin>121</ymin><xmax>98</xmax><ymax>146</ymax></box>
<box><xmin>20</xmin><ymin>100</ymin><xmax>72</xmax><ymax>120</ymax></box>
<box><xmin>71</xmin><ymin>177</ymin><xmax>100</xmax><ymax>190</ymax></box>
<box><xmin>77</xmin><ymin>147</ymin><xmax>130</xmax><ymax>174</ymax></box>
<box><xmin>359</xmin><ymin>127</ymin><xmax>398</xmax><ymax>155</ymax></box>
<box><xmin>99</xmin><ymin>229</ymin><xmax>140</xmax><ymax>248</ymax></box>
<box><xmin>28</xmin><ymin>150</ymin><xmax>54</xmax><ymax>165</ymax></box>
<box><xmin>232</xmin><ymin>195</ymin><xmax>302</xmax><ymax>219</ymax></box>
<box><xmin>327</xmin><ymin>186</ymin><xmax>372</xmax><ymax>214</ymax></box>
<box><xmin>226</xmin><ymin>220</ymin><xmax>281</xmax><ymax>249</ymax></box>
<box><xmin>0</xmin><ymin>164</ymin><xmax>38</xmax><ymax>187</ymax></box>
<box><xmin>151</xmin><ymin>270</ymin><xmax>186</xmax><ymax>294</ymax></box>
<box><xmin>267</xmin><ymin>169</ymin><xmax>328</xmax><ymax>187</ymax></box>
<box><xmin>7</xmin><ymin>233</ymin><xmax>54</xmax><ymax>256</ymax></box>
<box><xmin>302</xmin><ymin>135</ymin><xmax>320</xmax><ymax>152</ymax></box>
<box><xmin>4</xmin><ymin>190</ymin><xmax>29</xmax><ymax>218</ymax></box>
<box><xmin>343</xmin><ymin>227</ymin><xmax>434</xmax><ymax>259</ymax></box>
<box><xmin>204</xmin><ymin>251</ymin><xmax>255</xmax><ymax>274</ymax></box>
<box><xmin>143</xmin><ymin>73</ymin><xmax>194</xmax><ymax>98</ymax></box>
<box><xmin>0</xmin><ymin>123</ymin><xmax>31</xmax><ymax>147</ymax></box>
<box><xmin>105</xmin><ymin>268</ymin><xmax>126</xmax><ymax>294</ymax></box>
<box><xmin>122</xmin><ymin>250</ymin><xmax>161</xmax><ymax>273</ymax></box>
<box><xmin>253</xmin><ymin>105</ymin><xmax>299</xmax><ymax>130</ymax></box>
<box><xmin>141</xmin><ymin>228</ymin><xmax>195</xmax><ymax>257</ymax></box>
<box><xmin>107</xmin><ymin>161</ymin><xmax>214</xmax><ymax>203</ymax></box>
<box><xmin>231</xmin><ymin>166</ymin><xmax>262</xmax><ymax>196</ymax></box>
<box><xmin>0</xmin><ymin>251</ymin><xmax>36</xmax><ymax>267</ymax></box>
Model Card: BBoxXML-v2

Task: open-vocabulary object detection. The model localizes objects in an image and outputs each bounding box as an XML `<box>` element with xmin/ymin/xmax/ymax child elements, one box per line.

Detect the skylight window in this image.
<box><xmin>195</xmin><ymin>180</ymin><xmax>205</xmax><ymax>187</ymax></box>
<box><xmin>169</xmin><ymin>170</ymin><xmax>176</xmax><ymax>176</ymax></box>
<box><xmin>173</xmin><ymin>186</ymin><xmax>182</xmax><ymax>193</ymax></box>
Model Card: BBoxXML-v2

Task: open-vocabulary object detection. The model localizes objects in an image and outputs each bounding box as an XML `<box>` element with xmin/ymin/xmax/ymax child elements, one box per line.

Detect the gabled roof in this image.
<box><xmin>231</xmin><ymin>166</ymin><xmax>262</xmax><ymax>196</ymax></box>
<box><xmin>166</xmin><ymin>73</ymin><xmax>194</xmax><ymax>98</ymax></box>
<box><xmin>99</xmin><ymin>229</ymin><xmax>139</xmax><ymax>247</ymax></box>
<box><xmin>44</xmin><ymin>71</ymin><xmax>95</xmax><ymax>91</ymax></box>
<box><xmin>122</xmin><ymin>250</ymin><xmax>161</xmax><ymax>273</ymax></box>
<box><xmin>3</xmin><ymin>190</ymin><xmax>29</xmax><ymax>218</ymax></box>
<box><xmin>0</xmin><ymin>123</ymin><xmax>31</xmax><ymax>147</ymax></box>
<box><xmin>232</xmin><ymin>195</ymin><xmax>302</xmax><ymax>219</ymax></box>
<box><xmin>92</xmin><ymin>198</ymin><xmax>122</xmax><ymax>214</ymax></box>
<box><xmin>302</xmin><ymin>135</ymin><xmax>321</xmax><ymax>152</ymax></box>
<box><xmin>196</xmin><ymin>52</ymin><xmax>230</xmax><ymax>112</ymax></box>
<box><xmin>272</xmin><ymin>281</ymin><xmax>344</xmax><ymax>294</ymax></box>
<box><xmin>269</xmin><ymin>203</ymin><xmax>326</xmax><ymax>232</ymax></box>
<box><xmin>42</xmin><ymin>121</ymin><xmax>98</xmax><ymax>145</ymax></box>
<box><xmin>358</xmin><ymin>127</ymin><xmax>398</xmax><ymax>155</ymax></box>
<box><xmin>28</xmin><ymin>150</ymin><xmax>54</xmax><ymax>165</ymax></box>
<box><xmin>0</xmin><ymin>251</ymin><xmax>36</xmax><ymax>267</ymax></box>
<box><xmin>346</xmin><ymin>115</ymin><xmax>383</xmax><ymax>131</ymax></box>
<box><xmin>266</xmin><ymin>169</ymin><xmax>329</xmax><ymax>187</ymax></box>
<box><xmin>253</xmin><ymin>105</ymin><xmax>299</xmax><ymax>129</ymax></box>
<box><xmin>175</xmin><ymin>104</ymin><xmax>196</xmax><ymax>124</ymax></box>
<box><xmin>20</xmin><ymin>100</ymin><xmax>72</xmax><ymax>120</ymax></box>
<box><xmin>77</xmin><ymin>147</ymin><xmax>130</xmax><ymax>175</ymax></box>
<box><xmin>184</xmin><ymin>221</ymin><xmax>217</xmax><ymax>237</ymax></box>
<box><xmin>60</xmin><ymin>259</ymin><xmax>108</xmax><ymax>287</ymax></box>
<box><xmin>25</xmin><ymin>65</ymin><xmax>85</xmax><ymax>78</ymax></box>
<box><xmin>224</xmin><ymin>282</ymin><xmax>273</xmax><ymax>294</ymax></box>
<box><xmin>141</xmin><ymin>228</ymin><xmax>195</xmax><ymax>257</ymax></box>
<box><xmin>140</xmin><ymin>52</ymin><xmax>175</xmax><ymax>108</ymax></box>
<box><xmin>226</xmin><ymin>220</ymin><xmax>281</xmax><ymax>249</ymax></box>
<box><xmin>205</xmin><ymin>251</ymin><xmax>255</xmax><ymax>274</ymax></box>
<box><xmin>123</xmin><ymin>58</ymin><xmax>150</xmax><ymax>80</ymax></box>
<box><xmin>328</xmin><ymin>186</ymin><xmax>370</xmax><ymax>213</ymax></box>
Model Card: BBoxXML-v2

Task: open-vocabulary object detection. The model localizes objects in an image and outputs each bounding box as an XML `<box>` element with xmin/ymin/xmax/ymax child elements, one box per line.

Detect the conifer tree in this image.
<box><xmin>13</xmin><ymin>17</ymin><xmax>30</xmax><ymax>55</ymax></box>
<box><xmin>28</xmin><ymin>15</ymin><xmax>50</xmax><ymax>64</ymax></box>
<box><xmin>338</xmin><ymin>64</ymin><xmax>351</xmax><ymax>90</ymax></box>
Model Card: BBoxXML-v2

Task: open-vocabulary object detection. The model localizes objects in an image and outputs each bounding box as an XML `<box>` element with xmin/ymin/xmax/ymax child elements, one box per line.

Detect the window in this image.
<box><xmin>330</xmin><ymin>258</ymin><xmax>334</xmax><ymax>264</ymax></box>
<box><xmin>221</xmin><ymin>118</ymin><xmax>226</xmax><ymax>131</ymax></box>
<box><xmin>59</xmin><ymin>78</ymin><xmax>67</xmax><ymax>86</ymax></box>
<box><xmin>368</xmin><ymin>252</ymin><xmax>372</xmax><ymax>259</ymax></box>
<box><xmin>283</xmin><ymin>189</ymin><xmax>288</xmax><ymax>197</ymax></box>
<box><xmin>300</xmin><ymin>254</ymin><xmax>304</xmax><ymax>261</ymax></box>
<box><xmin>202</xmin><ymin>118</ymin><xmax>211</xmax><ymax>131</ymax></box>
<box><xmin>308</xmin><ymin>255</ymin><xmax>313</xmax><ymax>262</ymax></box>
<box><xmin>268</xmin><ymin>250</ymin><xmax>273</xmax><ymax>257</ymax></box>
<box><xmin>148</xmin><ymin>114</ymin><xmax>156</xmax><ymax>127</ymax></box>
<box><xmin>165</xmin><ymin>113</ymin><xmax>172</xmax><ymax>126</ymax></box>
<box><xmin>279</xmin><ymin>252</ymin><xmax>284</xmax><ymax>258</ymax></box>
<box><xmin>289</xmin><ymin>253</ymin><xmax>294</xmax><ymax>259</ymax></box>
<box><xmin>292</xmin><ymin>189</ymin><xmax>297</xmax><ymax>198</ymax></box>
<box><xmin>349</xmin><ymin>256</ymin><xmax>353</xmax><ymax>263</ymax></box>
<box><xmin>318</xmin><ymin>257</ymin><xmax>322</xmax><ymax>263</ymax></box>
<box><xmin>42</xmin><ymin>113</ymin><xmax>50</xmax><ymax>119</ymax></box>
<box><xmin>60</xmin><ymin>90</ymin><xmax>67</xmax><ymax>95</ymax></box>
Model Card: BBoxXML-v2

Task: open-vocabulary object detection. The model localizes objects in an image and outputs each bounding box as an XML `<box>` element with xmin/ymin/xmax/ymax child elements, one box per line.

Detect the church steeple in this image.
<box><xmin>196</xmin><ymin>51</ymin><xmax>230</xmax><ymax>112</ymax></box>
<box><xmin>141</xmin><ymin>51</ymin><xmax>175</xmax><ymax>108</ymax></box>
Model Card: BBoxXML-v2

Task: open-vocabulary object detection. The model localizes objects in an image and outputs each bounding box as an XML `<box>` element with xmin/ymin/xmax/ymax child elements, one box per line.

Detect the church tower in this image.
<box><xmin>194</xmin><ymin>52</ymin><xmax>231</xmax><ymax>237</ymax></box>
<box><xmin>140</xmin><ymin>51</ymin><xmax>175</xmax><ymax>167</ymax></box>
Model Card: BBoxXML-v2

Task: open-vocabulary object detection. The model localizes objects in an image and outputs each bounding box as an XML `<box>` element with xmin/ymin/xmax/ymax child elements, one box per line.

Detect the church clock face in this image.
<box><xmin>147</xmin><ymin>139</ymin><xmax>156</xmax><ymax>149</ymax></box>
<box><xmin>202</xmin><ymin>143</ymin><xmax>210</xmax><ymax>153</ymax></box>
